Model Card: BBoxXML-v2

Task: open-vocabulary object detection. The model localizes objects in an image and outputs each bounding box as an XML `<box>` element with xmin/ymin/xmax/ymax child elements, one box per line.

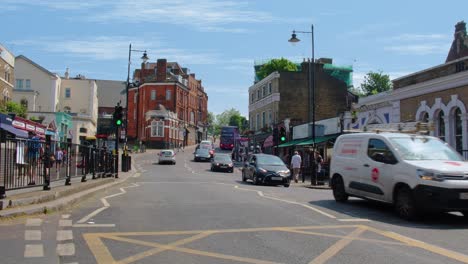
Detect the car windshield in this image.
<box><xmin>389</xmin><ymin>137</ymin><xmax>463</xmax><ymax>161</ymax></box>
<box><xmin>196</xmin><ymin>149</ymin><xmax>209</xmax><ymax>154</ymax></box>
<box><xmin>256</xmin><ymin>155</ymin><xmax>285</xmax><ymax>166</ymax></box>
<box><xmin>214</xmin><ymin>155</ymin><xmax>231</xmax><ymax>162</ymax></box>
<box><xmin>161</xmin><ymin>151</ymin><xmax>173</xmax><ymax>156</ymax></box>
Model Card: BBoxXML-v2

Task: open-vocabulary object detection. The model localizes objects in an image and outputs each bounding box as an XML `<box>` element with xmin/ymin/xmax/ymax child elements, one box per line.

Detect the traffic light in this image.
<box><xmin>113</xmin><ymin>105</ymin><xmax>123</xmax><ymax>127</ymax></box>
<box><xmin>279</xmin><ymin>127</ymin><xmax>286</xmax><ymax>142</ymax></box>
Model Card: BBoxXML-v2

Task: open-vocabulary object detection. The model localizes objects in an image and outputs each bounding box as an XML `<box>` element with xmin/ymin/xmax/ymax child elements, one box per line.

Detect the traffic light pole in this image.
<box><xmin>115</xmin><ymin>125</ymin><xmax>119</xmax><ymax>178</ymax></box>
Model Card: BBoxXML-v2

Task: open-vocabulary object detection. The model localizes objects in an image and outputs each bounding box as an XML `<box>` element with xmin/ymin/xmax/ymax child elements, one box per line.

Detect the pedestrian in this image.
<box><xmin>42</xmin><ymin>144</ymin><xmax>53</xmax><ymax>190</ymax></box>
<box><xmin>315</xmin><ymin>151</ymin><xmax>324</xmax><ymax>176</ymax></box>
<box><xmin>16</xmin><ymin>139</ymin><xmax>27</xmax><ymax>179</ymax></box>
<box><xmin>26</xmin><ymin>132</ymin><xmax>41</xmax><ymax>185</ymax></box>
<box><xmin>55</xmin><ymin>147</ymin><xmax>63</xmax><ymax>173</ymax></box>
<box><xmin>290</xmin><ymin>151</ymin><xmax>302</xmax><ymax>183</ymax></box>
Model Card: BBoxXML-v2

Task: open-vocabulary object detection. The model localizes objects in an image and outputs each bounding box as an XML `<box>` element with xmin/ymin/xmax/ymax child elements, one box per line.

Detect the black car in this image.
<box><xmin>194</xmin><ymin>148</ymin><xmax>211</xmax><ymax>162</ymax></box>
<box><xmin>211</xmin><ymin>154</ymin><xmax>234</xmax><ymax>173</ymax></box>
<box><xmin>242</xmin><ymin>154</ymin><xmax>291</xmax><ymax>187</ymax></box>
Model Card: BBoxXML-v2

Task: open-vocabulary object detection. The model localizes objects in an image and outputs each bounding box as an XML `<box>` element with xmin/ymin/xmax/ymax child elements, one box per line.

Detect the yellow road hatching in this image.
<box><xmin>83</xmin><ymin>224</ymin><xmax>468</xmax><ymax>264</ymax></box>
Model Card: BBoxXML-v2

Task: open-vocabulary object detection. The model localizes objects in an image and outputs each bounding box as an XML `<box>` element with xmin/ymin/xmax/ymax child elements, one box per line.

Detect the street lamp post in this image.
<box><xmin>289</xmin><ymin>24</ymin><xmax>317</xmax><ymax>185</ymax></box>
<box><xmin>125</xmin><ymin>43</ymin><xmax>149</xmax><ymax>148</ymax></box>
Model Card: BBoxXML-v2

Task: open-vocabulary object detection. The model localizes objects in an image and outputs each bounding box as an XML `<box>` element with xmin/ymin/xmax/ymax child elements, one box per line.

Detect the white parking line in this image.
<box><xmin>25</xmin><ymin>218</ymin><xmax>42</xmax><ymax>227</ymax></box>
<box><xmin>57</xmin><ymin>230</ymin><xmax>73</xmax><ymax>241</ymax></box>
<box><xmin>338</xmin><ymin>219</ymin><xmax>371</xmax><ymax>222</ymax></box>
<box><xmin>62</xmin><ymin>214</ymin><xmax>71</xmax><ymax>219</ymax></box>
<box><xmin>25</xmin><ymin>230</ymin><xmax>41</xmax><ymax>241</ymax></box>
<box><xmin>56</xmin><ymin>243</ymin><xmax>75</xmax><ymax>256</ymax></box>
<box><xmin>24</xmin><ymin>244</ymin><xmax>44</xmax><ymax>258</ymax></box>
<box><xmin>59</xmin><ymin>220</ymin><xmax>73</xmax><ymax>227</ymax></box>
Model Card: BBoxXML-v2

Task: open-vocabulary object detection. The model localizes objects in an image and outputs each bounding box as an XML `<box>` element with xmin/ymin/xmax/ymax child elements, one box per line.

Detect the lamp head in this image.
<box><xmin>288</xmin><ymin>30</ymin><xmax>300</xmax><ymax>43</ymax></box>
<box><xmin>141</xmin><ymin>51</ymin><xmax>149</xmax><ymax>63</ymax></box>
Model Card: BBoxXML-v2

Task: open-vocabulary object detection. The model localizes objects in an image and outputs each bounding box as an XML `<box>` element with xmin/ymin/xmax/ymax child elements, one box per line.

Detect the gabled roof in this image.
<box><xmin>16</xmin><ymin>55</ymin><xmax>58</xmax><ymax>79</ymax></box>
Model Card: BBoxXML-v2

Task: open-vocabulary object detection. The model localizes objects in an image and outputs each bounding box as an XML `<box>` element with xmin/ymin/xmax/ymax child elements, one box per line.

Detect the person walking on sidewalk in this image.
<box><xmin>55</xmin><ymin>147</ymin><xmax>63</xmax><ymax>173</ymax></box>
<box><xmin>290</xmin><ymin>151</ymin><xmax>302</xmax><ymax>183</ymax></box>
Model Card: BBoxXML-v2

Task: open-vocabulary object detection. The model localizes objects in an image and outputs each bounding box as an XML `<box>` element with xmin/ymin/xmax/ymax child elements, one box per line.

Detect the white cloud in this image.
<box><xmin>384</xmin><ymin>44</ymin><xmax>449</xmax><ymax>55</ymax></box>
<box><xmin>10</xmin><ymin>36</ymin><xmax>220</xmax><ymax>65</ymax></box>
<box><xmin>1</xmin><ymin>0</ymin><xmax>104</xmax><ymax>10</ymax></box>
<box><xmin>389</xmin><ymin>33</ymin><xmax>449</xmax><ymax>41</ymax></box>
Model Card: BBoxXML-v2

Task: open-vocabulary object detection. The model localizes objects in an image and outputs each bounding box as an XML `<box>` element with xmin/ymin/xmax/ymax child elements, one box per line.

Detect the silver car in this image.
<box><xmin>158</xmin><ymin>149</ymin><xmax>176</xmax><ymax>165</ymax></box>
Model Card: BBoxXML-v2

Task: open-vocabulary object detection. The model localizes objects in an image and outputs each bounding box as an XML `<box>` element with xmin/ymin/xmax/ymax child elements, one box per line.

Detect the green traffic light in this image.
<box><xmin>116</xmin><ymin>120</ymin><xmax>122</xmax><ymax>126</ymax></box>
<box><xmin>280</xmin><ymin>136</ymin><xmax>286</xmax><ymax>141</ymax></box>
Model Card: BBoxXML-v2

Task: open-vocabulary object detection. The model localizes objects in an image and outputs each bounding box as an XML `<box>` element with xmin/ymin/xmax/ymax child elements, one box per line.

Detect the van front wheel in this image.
<box><xmin>395</xmin><ymin>186</ymin><xmax>418</xmax><ymax>220</ymax></box>
<box><xmin>332</xmin><ymin>176</ymin><xmax>348</xmax><ymax>203</ymax></box>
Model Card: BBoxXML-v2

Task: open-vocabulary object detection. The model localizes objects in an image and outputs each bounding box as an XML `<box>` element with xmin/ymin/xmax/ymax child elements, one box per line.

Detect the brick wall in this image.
<box><xmin>400</xmin><ymin>84</ymin><xmax>468</xmax><ymax>121</ymax></box>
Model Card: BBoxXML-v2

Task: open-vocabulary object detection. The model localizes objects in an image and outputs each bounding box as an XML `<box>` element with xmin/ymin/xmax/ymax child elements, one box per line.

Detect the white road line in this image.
<box><xmin>24</xmin><ymin>244</ymin><xmax>44</xmax><ymax>258</ymax></box>
<box><xmin>59</xmin><ymin>219</ymin><xmax>73</xmax><ymax>227</ymax></box>
<box><xmin>62</xmin><ymin>214</ymin><xmax>71</xmax><ymax>219</ymax></box>
<box><xmin>338</xmin><ymin>218</ymin><xmax>371</xmax><ymax>222</ymax></box>
<box><xmin>56</xmin><ymin>243</ymin><xmax>75</xmax><ymax>256</ymax></box>
<box><xmin>25</xmin><ymin>230</ymin><xmax>41</xmax><ymax>241</ymax></box>
<box><xmin>25</xmin><ymin>218</ymin><xmax>42</xmax><ymax>227</ymax></box>
<box><xmin>73</xmin><ymin>224</ymin><xmax>116</xmax><ymax>228</ymax></box>
<box><xmin>57</xmin><ymin>230</ymin><xmax>73</xmax><ymax>241</ymax></box>
<box><xmin>76</xmin><ymin>183</ymin><xmax>139</xmax><ymax>224</ymax></box>
<box><xmin>232</xmin><ymin>185</ymin><xmax>337</xmax><ymax>219</ymax></box>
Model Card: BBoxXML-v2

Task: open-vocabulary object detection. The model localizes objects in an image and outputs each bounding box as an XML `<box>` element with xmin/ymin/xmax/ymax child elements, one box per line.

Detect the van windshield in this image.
<box><xmin>389</xmin><ymin>137</ymin><xmax>463</xmax><ymax>161</ymax></box>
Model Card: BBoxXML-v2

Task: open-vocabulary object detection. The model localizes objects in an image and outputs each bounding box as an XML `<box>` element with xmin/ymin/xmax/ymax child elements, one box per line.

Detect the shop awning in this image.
<box><xmin>0</xmin><ymin>123</ymin><xmax>28</xmax><ymax>138</ymax></box>
<box><xmin>296</xmin><ymin>134</ymin><xmax>339</xmax><ymax>146</ymax></box>
<box><xmin>277</xmin><ymin>138</ymin><xmax>309</xmax><ymax>148</ymax></box>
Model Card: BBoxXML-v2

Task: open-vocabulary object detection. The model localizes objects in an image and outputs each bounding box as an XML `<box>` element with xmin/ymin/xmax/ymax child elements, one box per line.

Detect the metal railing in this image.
<box><xmin>0</xmin><ymin>137</ymin><xmax>117</xmax><ymax>198</ymax></box>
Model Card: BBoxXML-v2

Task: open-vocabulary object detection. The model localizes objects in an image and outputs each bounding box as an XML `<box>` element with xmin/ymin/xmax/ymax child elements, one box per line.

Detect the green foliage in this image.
<box><xmin>257</xmin><ymin>58</ymin><xmax>298</xmax><ymax>80</ymax></box>
<box><xmin>348</xmin><ymin>86</ymin><xmax>365</xmax><ymax>97</ymax></box>
<box><xmin>213</xmin><ymin>108</ymin><xmax>248</xmax><ymax>135</ymax></box>
<box><xmin>207</xmin><ymin>112</ymin><xmax>215</xmax><ymax>135</ymax></box>
<box><xmin>360</xmin><ymin>71</ymin><xmax>392</xmax><ymax>96</ymax></box>
<box><xmin>0</xmin><ymin>101</ymin><xmax>27</xmax><ymax>118</ymax></box>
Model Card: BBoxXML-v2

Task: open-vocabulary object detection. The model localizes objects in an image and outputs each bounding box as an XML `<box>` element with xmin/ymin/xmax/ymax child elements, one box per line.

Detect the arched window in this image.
<box><xmin>421</xmin><ymin>112</ymin><xmax>429</xmax><ymax>122</ymax></box>
<box><xmin>64</xmin><ymin>106</ymin><xmax>71</xmax><ymax>113</ymax></box>
<box><xmin>20</xmin><ymin>98</ymin><xmax>28</xmax><ymax>109</ymax></box>
<box><xmin>437</xmin><ymin>111</ymin><xmax>445</xmax><ymax>142</ymax></box>
<box><xmin>454</xmin><ymin>108</ymin><xmax>463</xmax><ymax>154</ymax></box>
<box><xmin>151</xmin><ymin>120</ymin><xmax>164</xmax><ymax>137</ymax></box>
<box><xmin>190</xmin><ymin>111</ymin><xmax>194</xmax><ymax>123</ymax></box>
<box><xmin>79</xmin><ymin>127</ymin><xmax>87</xmax><ymax>133</ymax></box>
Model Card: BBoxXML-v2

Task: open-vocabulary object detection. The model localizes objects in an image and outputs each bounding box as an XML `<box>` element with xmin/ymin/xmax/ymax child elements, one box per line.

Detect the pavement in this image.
<box><xmin>0</xmin><ymin>151</ymin><xmax>144</xmax><ymax>218</ymax></box>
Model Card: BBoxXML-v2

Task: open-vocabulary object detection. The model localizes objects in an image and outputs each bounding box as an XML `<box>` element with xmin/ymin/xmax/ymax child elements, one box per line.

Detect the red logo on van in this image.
<box><xmin>444</xmin><ymin>161</ymin><xmax>461</xmax><ymax>166</ymax></box>
<box><xmin>371</xmin><ymin>168</ymin><xmax>379</xmax><ymax>182</ymax></box>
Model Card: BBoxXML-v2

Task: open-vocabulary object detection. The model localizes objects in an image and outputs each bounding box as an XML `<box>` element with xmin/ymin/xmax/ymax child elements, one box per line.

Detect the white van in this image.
<box><xmin>330</xmin><ymin>132</ymin><xmax>468</xmax><ymax>220</ymax></box>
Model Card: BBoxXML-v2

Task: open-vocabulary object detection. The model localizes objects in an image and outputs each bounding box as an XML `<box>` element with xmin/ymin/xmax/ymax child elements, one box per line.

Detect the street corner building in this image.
<box><xmin>127</xmin><ymin>58</ymin><xmax>208</xmax><ymax>149</ymax></box>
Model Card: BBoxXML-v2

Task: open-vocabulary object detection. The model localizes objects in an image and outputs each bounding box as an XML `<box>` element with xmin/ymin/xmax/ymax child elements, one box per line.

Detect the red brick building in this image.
<box><xmin>127</xmin><ymin>59</ymin><xmax>208</xmax><ymax>149</ymax></box>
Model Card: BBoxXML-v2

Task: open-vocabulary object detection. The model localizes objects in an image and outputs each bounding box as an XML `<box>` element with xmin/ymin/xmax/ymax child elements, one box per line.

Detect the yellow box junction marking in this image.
<box><xmin>83</xmin><ymin>224</ymin><xmax>468</xmax><ymax>264</ymax></box>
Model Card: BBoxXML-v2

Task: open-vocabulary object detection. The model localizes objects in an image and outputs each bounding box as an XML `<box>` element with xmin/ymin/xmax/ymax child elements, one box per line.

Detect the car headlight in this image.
<box><xmin>258</xmin><ymin>168</ymin><xmax>267</xmax><ymax>173</ymax></box>
<box><xmin>417</xmin><ymin>169</ymin><xmax>443</xmax><ymax>181</ymax></box>
<box><xmin>228</xmin><ymin>163</ymin><xmax>233</xmax><ymax>167</ymax></box>
<box><xmin>195</xmin><ymin>154</ymin><xmax>199</xmax><ymax>157</ymax></box>
<box><xmin>278</xmin><ymin>170</ymin><xmax>290</xmax><ymax>177</ymax></box>
<box><xmin>216</xmin><ymin>163</ymin><xmax>219</xmax><ymax>166</ymax></box>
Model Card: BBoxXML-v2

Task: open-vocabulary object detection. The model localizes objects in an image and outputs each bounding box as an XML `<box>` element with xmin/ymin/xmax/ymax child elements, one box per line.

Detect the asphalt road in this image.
<box><xmin>1</xmin><ymin>146</ymin><xmax>468</xmax><ymax>264</ymax></box>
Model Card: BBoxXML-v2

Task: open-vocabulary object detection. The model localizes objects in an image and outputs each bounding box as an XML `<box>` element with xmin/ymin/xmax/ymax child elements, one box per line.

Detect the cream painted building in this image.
<box><xmin>0</xmin><ymin>44</ymin><xmax>15</xmax><ymax>105</ymax></box>
<box><xmin>13</xmin><ymin>55</ymin><xmax>61</xmax><ymax>112</ymax></box>
<box><xmin>13</xmin><ymin>56</ymin><xmax>98</xmax><ymax>144</ymax></box>
<box><xmin>60</xmin><ymin>76</ymin><xmax>98</xmax><ymax>144</ymax></box>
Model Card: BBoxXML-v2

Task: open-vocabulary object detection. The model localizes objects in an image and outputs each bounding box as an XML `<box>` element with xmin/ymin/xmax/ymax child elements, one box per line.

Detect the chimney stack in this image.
<box><xmin>446</xmin><ymin>21</ymin><xmax>468</xmax><ymax>63</ymax></box>
<box><xmin>156</xmin><ymin>59</ymin><xmax>167</xmax><ymax>82</ymax></box>
<box><xmin>65</xmin><ymin>68</ymin><xmax>69</xmax><ymax>79</ymax></box>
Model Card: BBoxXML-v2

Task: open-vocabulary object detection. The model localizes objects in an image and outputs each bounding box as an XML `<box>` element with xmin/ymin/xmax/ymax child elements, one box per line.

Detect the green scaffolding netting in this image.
<box><xmin>323</xmin><ymin>63</ymin><xmax>353</xmax><ymax>87</ymax></box>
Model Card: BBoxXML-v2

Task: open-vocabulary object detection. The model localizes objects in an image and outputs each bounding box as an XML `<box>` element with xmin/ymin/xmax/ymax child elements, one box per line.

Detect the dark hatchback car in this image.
<box><xmin>211</xmin><ymin>154</ymin><xmax>234</xmax><ymax>173</ymax></box>
<box><xmin>194</xmin><ymin>148</ymin><xmax>212</xmax><ymax>162</ymax></box>
<box><xmin>242</xmin><ymin>154</ymin><xmax>291</xmax><ymax>187</ymax></box>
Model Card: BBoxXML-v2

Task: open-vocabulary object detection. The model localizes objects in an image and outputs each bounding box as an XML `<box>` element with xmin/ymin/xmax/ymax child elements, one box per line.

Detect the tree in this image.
<box><xmin>257</xmin><ymin>58</ymin><xmax>298</xmax><ymax>80</ymax></box>
<box><xmin>360</xmin><ymin>71</ymin><xmax>392</xmax><ymax>96</ymax></box>
<box><xmin>213</xmin><ymin>108</ymin><xmax>248</xmax><ymax>135</ymax></box>
<box><xmin>207</xmin><ymin>112</ymin><xmax>215</xmax><ymax>136</ymax></box>
<box><xmin>0</xmin><ymin>101</ymin><xmax>27</xmax><ymax>118</ymax></box>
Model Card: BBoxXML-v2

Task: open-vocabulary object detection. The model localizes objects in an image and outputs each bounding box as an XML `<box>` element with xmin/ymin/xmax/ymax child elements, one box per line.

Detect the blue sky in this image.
<box><xmin>2</xmin><ymin>0</ymin><xmax>467</xmax><ymax>116</ymax></box>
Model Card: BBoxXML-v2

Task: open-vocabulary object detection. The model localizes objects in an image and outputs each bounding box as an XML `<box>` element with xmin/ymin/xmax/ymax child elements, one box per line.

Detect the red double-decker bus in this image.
<box><xmin>219</xmin><ymin>126</ymin><xmax>239</xmax><ymax>150</ymax></box>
